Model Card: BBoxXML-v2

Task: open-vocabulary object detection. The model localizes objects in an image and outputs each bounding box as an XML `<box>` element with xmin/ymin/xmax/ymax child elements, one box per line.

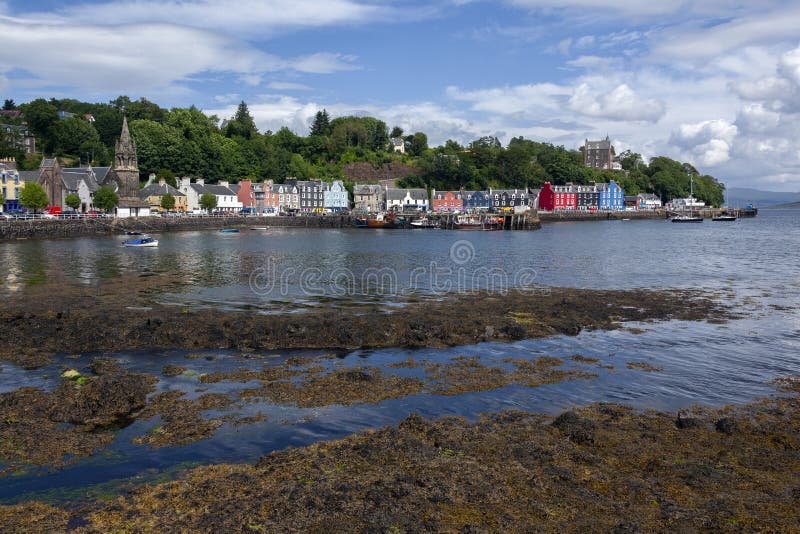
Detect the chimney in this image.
<box><xmin>158</xmin><ymin>178</ymin><xmax>166</xmax><ymax>186</ymax></box>
<box><xmin>219</xmin><ymin>180</ymin><xmax>229</xmax><ymax>187</ymax></box>
<box><xmin>180</xmin><ymin>177</ymin><xmax>190</xmax><ymax>188</ymax></box>
<box><xmin>196</xmin><ymin>178</ymin><xmax>205</xmax><ymax>185</ymax></box>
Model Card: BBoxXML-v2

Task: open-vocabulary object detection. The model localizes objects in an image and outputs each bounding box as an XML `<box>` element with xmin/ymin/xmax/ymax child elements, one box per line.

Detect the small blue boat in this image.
<box><xmin>219</xmin><ymin>228</ymin><xmax>240</xmax><ymax>233</ymax></box>
<box><xmin>122</xmin><ymin>236</ymin><xmax>158</xmax><ymax>247</ymax></box>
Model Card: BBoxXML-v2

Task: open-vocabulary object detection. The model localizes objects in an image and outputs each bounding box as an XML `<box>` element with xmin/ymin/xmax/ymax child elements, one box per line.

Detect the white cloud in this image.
<box><xmin>670</xmin><ymin>119</ymin><xmax>738</xmax><ymax>166</ymax></box>
<box><xmin>43</xmin><ymin>0</ymin><xmax>386</xmax><ymax>36</ymax></box>
<box><xmin>291</xmin><ymin>53</ymin><xmax>360</xmax><ymax>74</ymax></box>
<box><xmin>266</xmin><ymin>82</ymin><xmax>312</xmax><ymax>91</ymax></box>
<box><xmin>506</xmin><ymin>0</ymin><xmax>763</xmax><ymax>18</ymax></box>
<box><xmin>0</xmin><ymin>13</ymin><xmax>359</xmax><ymax>95</ymax></box>
<box><xmin>568</xmin><ymin>83</ymin><xmax>665</xmax><ymax>122</ymax></box>
<box><xmin>650</xmin><ymin>6</ymin><xmax>800</xmax><ymax>62</ymax></box>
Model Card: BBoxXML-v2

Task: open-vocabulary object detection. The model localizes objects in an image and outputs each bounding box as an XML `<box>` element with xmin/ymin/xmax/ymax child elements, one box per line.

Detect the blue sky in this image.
<box><xmin>1</xmin><ymin>1</ymin><xmax>800</xmax><ymax>191</ymax></box>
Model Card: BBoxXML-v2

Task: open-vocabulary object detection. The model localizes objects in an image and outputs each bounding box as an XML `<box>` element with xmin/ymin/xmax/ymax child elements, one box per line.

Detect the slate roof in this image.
<box><xmin>139</xmin><ymin>183</ymin><xmax>185</xmax><ymax>199</ymax></box>
<box><xmin>18</xmin><ymin>170</ymin><xmax>39</xmax><ymax>182</ymax></box>
<box><xmin>492</xmin><ymin>189</ymin><xmax>529</xmax><ymax>198</ymax></box>
<box><xmin>386</xmin><ymin>188</ymin><xmax>427</xmax><ymax>201</ymax></box>
<box><xmin>228</xmin><ymin>183</ymin><xmax>241</xmax><ymax>194</ymax></box>
<box><xmin>354</xmin><ymin>184</ymin><xmax>383</xmax><ymax>195</ymax></box>
<box><xmin>585</xmin><ymin>136</ymin><xmax>612</xmax><ymax>150</ymax></box>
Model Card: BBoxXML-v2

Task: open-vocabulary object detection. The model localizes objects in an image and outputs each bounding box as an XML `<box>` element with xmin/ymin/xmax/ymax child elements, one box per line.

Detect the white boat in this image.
<box><xmin>410</xmin><ymin>217</ymin><xmax>437</xmax><ymax>228</ymax></box>
<box><xmin>122</xmin><ymin>236</ymin><xmax>158</xmax><ymax>247</ymax></box>
<box><xmin>672</xmin><ymin>176</ymin><xmax>703</xmax><ymax>223</ymax></box>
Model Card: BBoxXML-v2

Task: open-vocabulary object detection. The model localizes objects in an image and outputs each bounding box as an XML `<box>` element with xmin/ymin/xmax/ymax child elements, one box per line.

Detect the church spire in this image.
<box><xmin>114</xmin><ymin>115</ymin><xmax>138</xmax><ymax>171</ymax></box>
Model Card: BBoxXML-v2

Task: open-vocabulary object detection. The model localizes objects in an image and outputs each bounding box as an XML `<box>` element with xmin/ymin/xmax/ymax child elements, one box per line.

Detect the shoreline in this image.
<box><xmin>0</xmin><ymin>278</ymin><xmax>731</xmax><ymax>369</ymax></box>
<box><xmin>2</xmin><ymin>377</ymin><xmax>798</xmax><ymax>532</ymax></box>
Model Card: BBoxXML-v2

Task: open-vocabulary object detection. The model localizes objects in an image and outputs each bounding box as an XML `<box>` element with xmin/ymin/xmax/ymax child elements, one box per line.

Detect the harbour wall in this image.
<box><xmin>0</xmin><ymin>215</ymin><xmax>356</xmax><ymax>241</ymax></box>
<box><xmin>539</xmin><ymin>210</ymin><xmax>665</xmax><ymax>222</ymax></box>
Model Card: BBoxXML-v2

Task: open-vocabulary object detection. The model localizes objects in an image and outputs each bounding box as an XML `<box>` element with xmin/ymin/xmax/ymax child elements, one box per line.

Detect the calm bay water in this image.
<box><xmin>0</xmin><ymin>210</ymin><xmax>798</xmax><ymax>503</ymax></box>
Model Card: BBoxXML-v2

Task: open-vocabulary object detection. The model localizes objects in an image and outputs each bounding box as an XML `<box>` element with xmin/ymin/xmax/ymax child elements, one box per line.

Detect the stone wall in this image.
<box><xmin>0</xmin><ymin>215</ymin><xmax>355</xmax><ymax>241</ymax></box>
<box><xmin>539</xmin><ymin>210</ymin><xmax>665</xmax><ymax>222</ymax></box>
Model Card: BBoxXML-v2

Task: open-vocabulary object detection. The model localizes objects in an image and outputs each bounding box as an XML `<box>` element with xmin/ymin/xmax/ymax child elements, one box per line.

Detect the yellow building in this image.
<box><xmin>139</xmin><ymin>179</ymin><xmax>187</xmax><ymax>212</ymax></box>
<box><xmin>0</xmin><ymin>162</ymin><xmax>28</xmax><ymax>211</ymax></box>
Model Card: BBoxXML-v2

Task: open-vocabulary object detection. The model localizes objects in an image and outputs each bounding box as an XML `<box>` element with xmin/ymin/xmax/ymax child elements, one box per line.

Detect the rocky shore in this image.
<box><xmin>0</xmin><ymin>276</ymin><xmax>730</xmax><ymax>369</ymax></box>
<box><xmin>5</xmin><ymin>277</ymin><xmax>790</xmax><ymax>532</ymax></box>
<box><xmin>2</xmin><ymin>378</ymin><xmax>798</xmax><ymax>532</ymax></box>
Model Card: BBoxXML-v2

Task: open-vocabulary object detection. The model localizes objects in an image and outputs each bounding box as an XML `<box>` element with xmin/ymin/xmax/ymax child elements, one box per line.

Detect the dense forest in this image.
<box><xmin>0</xmin><ymin>97</ymin><xmax>725</xmax><ymax>205</ymax></box>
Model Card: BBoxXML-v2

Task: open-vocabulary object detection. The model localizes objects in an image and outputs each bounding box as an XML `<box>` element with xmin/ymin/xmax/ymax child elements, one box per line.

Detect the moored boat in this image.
<box><xmin>122</xmin><ymin>236</ymin><xmax>158</xmax><ymax>247</ymax></box>
<box><xmin>353</xmin><ymin>217</ymin><xmax>368</xmax><ymax>228</ymax></box>
<box><xmin>671</xmin><ymin>176</ymin><xmax>703</xmax><ymax>223</ymax></box>
<box><xmin>410</xmin><ymin>217</ymin><xmax>437</xmax><ymax>228</ymax></box>
<box><xmin>454</xmin><ymin>215</ymin><xmax>483</xmax><ymax>230</ymax></box>
<box><xmin>219</xmin><ymin>228</ymin><xmax>240</xmax><ymax>233</ymax></box>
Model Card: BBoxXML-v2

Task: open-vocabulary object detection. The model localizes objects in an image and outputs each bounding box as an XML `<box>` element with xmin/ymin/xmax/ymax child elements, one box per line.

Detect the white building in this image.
<box><xmin>666</xmin><ymin>197</ymin><xmax>704</xmax><ymax>210</ymax></box>
<box><xmin>386</xmin><ymin>187</ymin><xmax>429</xmax><ymax>211</ymax></box>
<box><xmin>636</xmin><ymin>193</ymin><xmax>662</xmax><ymax>209</ymax></box>
<box><xmin>179</xmin><ymin>177</ymin><xmax>242</xmax><ymax>212</ymax></box>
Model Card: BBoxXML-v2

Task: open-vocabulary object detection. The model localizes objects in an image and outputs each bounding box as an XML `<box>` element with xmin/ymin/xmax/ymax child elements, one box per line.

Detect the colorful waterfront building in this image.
<box><xmin>0</xmin><ymin>163</ymin><xmax>23</xmax><ymax>212</ymax></box>
<box><xmin>432</xmin><ymin>190</ymin><xmax>464</xmax><ymax>212</ymax></box>
<box><xmin>597</xmin><ymin>180</ymin><xmax>625</xmax><ymax>210</ymax></box>
<box><xmin>538</xmin><ymin>182</ymin><xmax>577</xmax><ymax>211</ymax></box>
<box><xmin>490</xmin><ymin>189</ymin><xmax>530</xmax><ymax>212</ymax></box>
<box><xmin>323</xmin><ymin>180</ymin><xmax>349</xmax><ymax>212</ymax></box>
<box><xmin>462</xmin><ymin>190</ymin><xmax>491</xmax><ymax>211</ymax></box>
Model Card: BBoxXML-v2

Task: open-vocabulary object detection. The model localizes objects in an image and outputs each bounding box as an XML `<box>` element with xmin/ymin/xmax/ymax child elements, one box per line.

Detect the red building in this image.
<box><xmin>539</xmin><ymin>182</ymin><xmax>577</xmax><ymax>211</ymax></box>
<box><xmin>237</xmin><ymin>179</ymin><xmax>255</xmax><ymax>208</ymax></box>
<box><xmin>432</xmin><ymin>190</ymin><xmax>464</xmax><ymax>212</ymax></box>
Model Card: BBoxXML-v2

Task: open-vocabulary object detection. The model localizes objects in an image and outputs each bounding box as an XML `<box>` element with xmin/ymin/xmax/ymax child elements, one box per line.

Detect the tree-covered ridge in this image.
<box><xmin>1</xmin><ymin>96</ymin><xmax>724</xmax><ymax>205</ymax></box>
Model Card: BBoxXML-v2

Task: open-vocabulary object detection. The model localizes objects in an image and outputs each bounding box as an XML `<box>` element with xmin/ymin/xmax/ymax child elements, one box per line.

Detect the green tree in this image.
<box><xmin>160</xmin><ymin>193</ymin><xmax>175</xmax><ymax>211</ymax></box>
<box><xmin>199</xmin><ymin>193</ymin><xmax>217</xmax><ymax>212</ymax></box>
<box><xmin>390</xmin><ymin>126</ymin><xmax>403</xmax><ymax>139</ymax></box>
<box><xmin>18</xmin><ymin>182</ymin><xmax>49</xmax><ymax>211</ymax></box>
<box><xmin>406</xmin><ymin>132</ymin><xmax>428</xmax><ymax>157</ymax></box>
<box><xmin>49</xmin><ymin>116</ymin><xmax>103</xmax><ymax>157</ymax></box>
<box><xmin>94</xmin><ymin>186</ymin><xmax>119</xmax><ymax>212</ymax></box>
<box><xmin>309</xmin><ymin>109</ymin><xmax>331</xmax><ymax>136</ymax></box>
<box><xmin>19</xmin><ymin>99</ymin><xmax>58</xmax><ymax>138</ymax></box>
<box><xmin>0</xmin><ymin>191</ymin><xmax>5</xmax><ymax>207</ymax></box>
<box><xmin>3</xmin><ymin>99</ymin><xmax>15</xmax><ymax>110</ymax></box>
<box><xmin>225</xmin><ymin>101</ymin><xmax>258</xmax><ymax>139</ymax></box>
<box><xmin>64</xmin><ymin>193</ymin><xmax>81</xmax><ymax>210</ymax></box>
<box><xmin>156</xmin><ymin>169</ymin><xmax>177</xmax><ymax>187</ymax></box>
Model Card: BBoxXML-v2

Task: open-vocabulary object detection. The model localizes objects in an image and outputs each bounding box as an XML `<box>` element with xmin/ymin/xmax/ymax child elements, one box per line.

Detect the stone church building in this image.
<box><xmin>37</xmin><ymin>116</ymin><xmax>150</xmax><ymax>217</ymax></box>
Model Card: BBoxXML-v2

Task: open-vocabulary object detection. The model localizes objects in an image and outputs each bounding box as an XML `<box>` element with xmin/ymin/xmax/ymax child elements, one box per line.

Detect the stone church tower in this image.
<box><xmin>102</xmin><ymin>116</ymin><xmax>149</xmax><ymax>214</ymax></box>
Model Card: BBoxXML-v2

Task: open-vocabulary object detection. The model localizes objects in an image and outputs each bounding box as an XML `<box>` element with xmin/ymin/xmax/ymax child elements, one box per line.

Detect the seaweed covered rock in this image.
<box><xmin>50</xmin><ymin>372</ymin><xmax>157</xmax><ymax>429</ymax></box>
<box><xmin>551</xmin><ymin>410</ymin><xmax>596</xmax><ymax>444</ymax></box>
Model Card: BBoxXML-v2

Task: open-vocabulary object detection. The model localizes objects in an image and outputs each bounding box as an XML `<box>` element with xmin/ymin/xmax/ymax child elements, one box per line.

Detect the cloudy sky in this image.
<box><xmin>2</xmin><ymin>1</ymin><xmax>799</xmax><ymax>190</ymax></box>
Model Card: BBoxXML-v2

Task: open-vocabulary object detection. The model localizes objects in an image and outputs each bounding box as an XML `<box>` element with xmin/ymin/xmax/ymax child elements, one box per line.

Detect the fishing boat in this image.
<box><xmin>410</xmin><ymin>217</ymin><xmax>437</xmax><ymax>228</ymax></box>
<box><xmin>219</xmin><ymin>228</ymin><xmax>240</xmax><ymax>233</ymax></box>
<box><xmin>672</xmin><ymin>176</ymin><xmax>703</xmax><ymax>223</ymax></box>
<box><xmin>454</xmin><ymin>215</ymin><xmax>483</xmax><ymax>230</ymax></box>
<box><xmin>122</xmin><ymin>236</ymin><xmax>158</xmax><ymax>247</ymax></box>
<box><xmin>353</xmin><ymin>216</ymin><xmax>368</xmax><ymax>228</ymax></box>
<box><xmin>367</xmin><ymin>212</ymin><xmax>404</xmax><ymax>228</ymax></box>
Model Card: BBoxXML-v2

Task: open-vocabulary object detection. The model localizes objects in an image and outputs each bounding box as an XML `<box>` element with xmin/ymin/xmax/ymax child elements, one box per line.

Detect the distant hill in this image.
<box><xmin>726</xmin><ymin>187</ymin><xmax>800</xmax><ymax>207</ymax></box>
<box><xmin>772</xmin><ymin>201</ymin><xmax>800</xmax><ymax>209</ymax></box>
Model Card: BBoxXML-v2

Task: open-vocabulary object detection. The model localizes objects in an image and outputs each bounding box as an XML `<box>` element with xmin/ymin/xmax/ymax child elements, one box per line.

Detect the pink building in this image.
<box><xmin>237</xmin><ymin>179</ymin><xmax>255</xmax><ymax>208</ymax></box>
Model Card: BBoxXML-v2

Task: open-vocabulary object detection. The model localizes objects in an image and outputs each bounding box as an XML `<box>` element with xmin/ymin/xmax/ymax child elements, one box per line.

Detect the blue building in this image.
<box><xmin>323</xmin><ymin>180</ymin><xmax>349</xmax><ymax>212</ymax></box>
<box><xmin>597</xmin><ymin>180</ymin><xmax>625</xmax><ymax>210</ymax></box>
<box><xmin>462</xmin><ymin>190</ymin><xmax>490</xmax><ymax>211</ymax></box>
